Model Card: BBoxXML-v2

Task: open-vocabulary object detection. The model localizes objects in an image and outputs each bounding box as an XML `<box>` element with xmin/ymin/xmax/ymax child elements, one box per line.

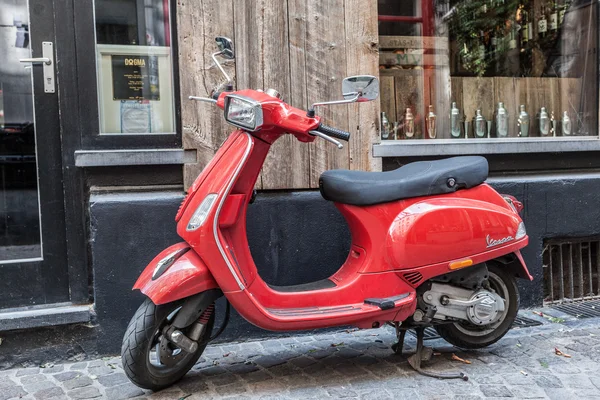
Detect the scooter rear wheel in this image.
<box><xmin>121</xmin><ymin>298</ymin><xmax>214</xmax><ymax>391</ymax></box>
<box><xmin>434</xmin><ymin>264</ymin><xmax>519</xmax><ymax>349</ymax></box>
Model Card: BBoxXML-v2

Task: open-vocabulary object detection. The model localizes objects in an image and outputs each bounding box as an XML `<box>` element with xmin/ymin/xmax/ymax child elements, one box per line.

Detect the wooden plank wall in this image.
<box><xmin>178</xmin><ymin>0</ymin><xmax>381</xmax><ymax>190</ymax></box>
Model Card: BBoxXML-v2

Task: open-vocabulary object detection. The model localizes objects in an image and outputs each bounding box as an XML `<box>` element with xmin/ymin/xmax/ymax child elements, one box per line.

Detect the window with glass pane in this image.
<box><xmin>378</xmin><ymin>0</ymin><xmax>598</xmax><ymax>140</ymax></box>
<box><xmin>94</xmin><ymin>0</ymin><xmax>175</xmax><ymax>135</ymax></box>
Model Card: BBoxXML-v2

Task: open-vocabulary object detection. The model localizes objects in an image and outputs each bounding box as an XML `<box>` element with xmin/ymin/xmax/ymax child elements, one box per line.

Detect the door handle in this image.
<box><xmin>19</xmin><ymin>57</ymin><xmax>51</xmax><ymax>65</ymax></box>
<box><xmin>18</xmin><ymin>42</ymin><xmax>55</xmax><ymax>93</ymax></box>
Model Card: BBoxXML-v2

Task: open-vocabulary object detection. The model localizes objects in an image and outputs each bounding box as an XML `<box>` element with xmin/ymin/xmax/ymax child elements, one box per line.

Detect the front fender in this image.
<box><xmin>134</xmin><ymin>242</ymin><xmax>219</xmax><ymax>305</ymax></box>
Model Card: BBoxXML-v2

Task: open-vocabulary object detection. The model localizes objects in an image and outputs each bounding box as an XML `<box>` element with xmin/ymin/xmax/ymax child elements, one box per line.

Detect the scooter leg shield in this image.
<box><xmin>495</xmin><ymin>251</ymin><xmax>533</xmax><ymax>281</ymax></box>
<box><xmin>133</xmin><ymin>242</ymin><xmax>220</xmax><ymax>305</ymax></box>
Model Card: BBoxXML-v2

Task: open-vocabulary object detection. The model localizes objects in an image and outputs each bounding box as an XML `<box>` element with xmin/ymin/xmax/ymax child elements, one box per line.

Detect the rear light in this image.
<box><xmin>175</xmin><ymin>191</ymin><xmax>192</xmax><ymax>222</ymax></box>
<box><xmin>502</xmin><ymin>195</ymin><xmax>524</xmax><ymax>214</ymax></box>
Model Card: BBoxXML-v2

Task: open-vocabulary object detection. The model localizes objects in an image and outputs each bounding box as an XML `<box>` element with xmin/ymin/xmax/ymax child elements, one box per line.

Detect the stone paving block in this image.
<box><xmin>63</xmin><ymin>376</ymin><xmax>93</xmax><ymax>390</ymax></box>
<box><xmin>69</xmin><ymin>363</ymin><xmax>88</xmax><ymax>371</ymax></box>
<box><xmin>21</xmin><ymin>374</ymin><xmax>48</xmax><ymax>385</ymax></box>
<box><xmin>508</xmin><ymin>384</ymin><xmax>547</xmax><ymax>399</ymax></box>
<box><xmin>16</xmin><ymin>368</ymin><xmax>40</xmax><ymax>377</ymax></box>
<box><xmin>86</xmin><ymin>365</ymin><xmax>113</xmax><ymax>377</ymax></box>
<box><xmin>534</xmin><ymin>374</ymin><xmax>564</xmax><ymax>388</ymax></box>
<box><xmin>53</xmin><ymin>371</ymin><xmax>81</xmax><ymax>382</ymax></box>
<box><xmin>67</xmin><ymin>386</ymin><xmax>102</xmax><ymax>399</ymax></box>
<box><xmin>104</xmin><ymin>383</ymin><xmax>145</xmax><ymax>400</ymax></box>
<box><xmin>478</xmin><ymin>384</ymin><xmax>514</xmax><ymax>397</ymax></box>
<box><xmin>254</xmin><ymin>355</ymin><xmax>287</xmax><ymax>369</ymax></box>
<box><xmin>24</xmin><ymin>380</ymin><xmax>58</xmax><ymax>394</ymax></box>
<box><xmin>0</xmin><ymin>385</ymin><xmax>27</xmax><ymax>400</ymax></box>
<box><xmin>97</xmin><ymin>372</ymin><xmax>129</xmax><ymax>387</ymax></box>
<box><xmin>33</xmin><ymin>386</ymin><xmax>64</xmax><ymax>400</ymax></box>
<box><xmin>325</xmin><ymin>386</ymin><xmax>358</xmax><ymax>398</ymax></box>
<box><xmin>41</xmin><ymin>365</ymin><xmax>64</xmax><ymax>374</ymax></box>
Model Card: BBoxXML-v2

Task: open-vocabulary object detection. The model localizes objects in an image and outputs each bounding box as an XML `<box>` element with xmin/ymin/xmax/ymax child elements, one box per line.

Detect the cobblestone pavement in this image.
<box><xmin>3</xmin><ymin>309</ymin><xmax>600</xmax><ymax>399</ymax></box>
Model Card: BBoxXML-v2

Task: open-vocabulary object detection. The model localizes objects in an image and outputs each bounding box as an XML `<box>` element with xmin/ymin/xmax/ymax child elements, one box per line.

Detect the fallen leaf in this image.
<box><xmin>330</xmin><ymin>342</ymin><xmax>345</xmax><ymax>347</ymax></box>
<box><xmin>222</xmin><ymin>352</ymin><xmax>230</xmax><ymax>357</ymax></box>
<box><xmin>554</xmin><ymin>347</ymin><xmax>572</xmax><ymax>358</ymax></box>
<box><xmin>451</xmin><ymin>354</ymin><xmax>471</xmax><ymax>364</ymax></box>
<box><xmin>539</xmin><ymin>361</ymin><xmax>549</xmax><ymax>368</ymax></box>
<box><xmin>108</xmin><ymin>363</ymin><xmax>117</xmax><ymax>369</ymax></box>
<box><xmin>178</xmin><ymin>395</ymin><xmax>192</xmax><ymax>400</ymax></box>
<box><xmin>40</xmin><ymin>363</ymin><xmax>54</xmax><ymax>369</ymax></box>
<box><xmin>520</xmin><ymin>370</ymin><xmax>528</xmax><ymax>376</ymax></box>
<box><xmin>90</xmin><ymin>375</ymin><xmax>98</xmax><ymax>380</ymax></box>
<box><xmin>516</xmin><ymin>343</ymin><xmax>522</xmax><ymax>348</ymax></box>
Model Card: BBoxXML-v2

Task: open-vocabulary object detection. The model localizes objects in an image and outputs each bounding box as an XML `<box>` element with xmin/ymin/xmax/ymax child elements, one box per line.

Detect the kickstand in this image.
<box><xmin>407</xmin><ymin>328</ymin><xmax>469</xmax><ymax>381</ymax></box>
<box><xmin>391</xmin><ymin>322</ymin><xmax>407</xmax><ymax>355</ymax></box>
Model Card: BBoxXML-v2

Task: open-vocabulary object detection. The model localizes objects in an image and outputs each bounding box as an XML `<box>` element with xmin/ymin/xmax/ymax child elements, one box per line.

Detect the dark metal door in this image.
<box><xmin>0</xmin><ymin>0</ymin><xmax>71</xmax><ymax>309</ymax></box>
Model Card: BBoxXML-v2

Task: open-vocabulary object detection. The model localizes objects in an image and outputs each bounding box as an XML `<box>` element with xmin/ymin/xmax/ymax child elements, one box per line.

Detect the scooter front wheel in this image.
<box><xmin>434</xmin><ymin>264</ymin><xmax>519</xmax><ymax>349</ymax></box>
<box><xmin>121</xmin><ymin>298</ymin><xmax>214</xmax><ymax>391</ymax></box>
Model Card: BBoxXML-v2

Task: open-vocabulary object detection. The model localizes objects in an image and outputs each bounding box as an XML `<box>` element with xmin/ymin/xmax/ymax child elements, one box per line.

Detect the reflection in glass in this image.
<box><xmin>94</xmin><ymin>0</ymin><xmax>176</xmax><ymax>135</ymax></box>
<box><xmin>0</xmin><ymin>0</ymin><xmax>42</xmax><ymax>262</ymax></box>
<box><xmin>377</xmin><ymin>0</ymin><xmax>598</xmax><ymax>139</ymax></box>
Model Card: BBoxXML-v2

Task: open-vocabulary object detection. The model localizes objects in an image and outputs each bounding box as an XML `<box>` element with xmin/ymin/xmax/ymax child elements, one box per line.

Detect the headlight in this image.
<box><xmin>515</xmin><ymin>222</ymin><xmax>527</xmax><ymax>240</ymax></box>
<box><xmin>224</xmin><ymin>94</ymin><xmax>263</xmax><ymax>131</ymax></box>
<box><xmin>186</xmin><ymin>194</ymin><xmax>218</xmax><ymax>231</ymax></box>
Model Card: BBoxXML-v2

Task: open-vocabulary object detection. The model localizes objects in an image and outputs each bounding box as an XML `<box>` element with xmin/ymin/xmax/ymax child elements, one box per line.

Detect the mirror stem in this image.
<box><xmin>211</xmin><ymin>50</ymin><xmax>232</xmax><ymax>86</ymax></box>
<box><xmin>307</xmin><ymin>92</ymin><xmax>359</xmax><ymax>117</ymax></box>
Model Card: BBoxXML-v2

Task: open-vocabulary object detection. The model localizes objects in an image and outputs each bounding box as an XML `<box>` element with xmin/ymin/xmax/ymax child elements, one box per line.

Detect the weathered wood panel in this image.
<box><xmin>178</xmin><ymin>0</ymin><xmax>234</xmax><ymax>189</ymax></box>
<box><xmin>345</xmin><ymin>0</ymin><xmax>381</xmax><ymax>172</ymax></box>
<box><xmin>180</xmin><ymin>0</ymin><xmax>380</xmax><ymax>190</ymax></box>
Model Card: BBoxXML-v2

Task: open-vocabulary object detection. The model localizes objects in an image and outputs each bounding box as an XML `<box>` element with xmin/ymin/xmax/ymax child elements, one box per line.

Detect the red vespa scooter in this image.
<box><xmin>122</xmin><ymin>37</ymin><xmax>531</xmax><ymax>390</ymax></box>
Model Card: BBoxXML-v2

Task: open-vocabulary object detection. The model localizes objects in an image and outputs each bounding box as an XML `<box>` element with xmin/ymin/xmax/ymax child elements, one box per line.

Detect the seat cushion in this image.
<box><xmin>319</xmin><ymin>156</ymin><xmax>488</xmax><ymax>206</ymax></box>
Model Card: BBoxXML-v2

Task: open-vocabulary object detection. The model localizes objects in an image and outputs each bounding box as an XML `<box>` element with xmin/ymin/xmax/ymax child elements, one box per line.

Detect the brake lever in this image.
<box><xmin>309</xmin><ymin>130</ymin><xmax>344</xmax><ymax>149</ymax></box>
<box><xmin>189</xmin><ymin>96</ymin><xmax>217</xmax><ymax>104</ymax></box>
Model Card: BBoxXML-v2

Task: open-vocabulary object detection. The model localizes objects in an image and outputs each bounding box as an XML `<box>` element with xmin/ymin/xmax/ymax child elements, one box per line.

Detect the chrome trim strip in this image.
<box><xmin>212</xmin><ymin>132</ymin><xmax>253</xmax><ymax>290</ymax></box>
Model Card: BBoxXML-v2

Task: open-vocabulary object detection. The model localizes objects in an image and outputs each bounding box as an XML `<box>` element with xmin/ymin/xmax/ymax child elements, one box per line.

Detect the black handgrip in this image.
<box><xmin>317</xmin><ymin>124</ymin><xmax>351</xmax><ymax>141</ymax></box>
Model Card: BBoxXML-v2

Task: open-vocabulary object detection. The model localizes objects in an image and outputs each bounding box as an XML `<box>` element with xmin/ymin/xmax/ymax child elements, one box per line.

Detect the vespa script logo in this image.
<box><xmin>486</xmin><ymin>234</ymin><xmax>514</xmax><ymax>248</ymax></box>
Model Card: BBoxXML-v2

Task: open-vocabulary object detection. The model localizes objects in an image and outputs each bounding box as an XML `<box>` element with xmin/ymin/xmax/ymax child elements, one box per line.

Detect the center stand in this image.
<box><xmin>393</xmin><ymin>324</ymin><xmax>469</xmax><ymax>381</ymax></box>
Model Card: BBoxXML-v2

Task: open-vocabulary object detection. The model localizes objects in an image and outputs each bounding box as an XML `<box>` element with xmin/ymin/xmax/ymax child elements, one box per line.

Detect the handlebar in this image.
<box><xmin>315</xmin><ymin>124</ymin><xmax>351</xmax><ymax>142</ymax></box>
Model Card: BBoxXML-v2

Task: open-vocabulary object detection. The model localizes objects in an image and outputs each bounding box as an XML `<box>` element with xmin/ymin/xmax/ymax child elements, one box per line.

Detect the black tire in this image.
<box><xmin>434</xmin><ymin>264</ymin><xmax>519</xmax><ymax>349</ymax></box>
<box><xmin>121</xmin><ymin>298</ymin><xmax>214</xmax><ymax>391</ymax></box>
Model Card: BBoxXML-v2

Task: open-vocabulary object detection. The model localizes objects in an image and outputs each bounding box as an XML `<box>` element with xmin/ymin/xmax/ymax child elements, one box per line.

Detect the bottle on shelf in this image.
<box><xmin>404</xmin><ymin>108</ymin><xmax>415</xmax><ymax>139</ymax></box>
<box><xmin>562</xmin><ymin>111</ymin><xmax>572</xmax><ymax>135</ymax></box>
<box><xmin>518</xmin><ymin>105</ymin><xmax>530</xmax><ymax>137</ymax></box>
<box><xmin>550</xmin><ymin>111</ymin><xmax>557</xmax><ymax>136</ymax></box>
<box><xmin>450</xmin><ymin>102</ymin><xmax>462</xmax><ymax>139</ymax></box>
<box><xmin>539</xmin><ymin>107</ymin><xmax>550</xmax><ymax>136</ymax></box>
<box><xmin>538</xmin><ymin>3</ymin><xmax>548</xmax><ymax>39</ymax></box>
<box><xmin>381</xmin><ymin>112</ymin><xmax>390</xmax><ymax>140</ymax></box>
<box><xmin>549</xmin><ymin>1</ymin><xmax>558</xmax><ymax>33</ymax></box>
<box><xmin>474</xmin><ymin>109</ymin><xmax>487</xmax><ymax>138</ymax></box>
<box><xmin>496</xmin><ymin>102</ymin><xmax>509</xmax><ymax>137</ymax></box>
<box><xmin>426</xmin><ymin>105</ymin><xmax>437</xmax><ymax>139</ymax></box>
<box><xmin>392</xmin><ymin>121</ymin><xmax>400</xmax><ymax>140</ymax></box>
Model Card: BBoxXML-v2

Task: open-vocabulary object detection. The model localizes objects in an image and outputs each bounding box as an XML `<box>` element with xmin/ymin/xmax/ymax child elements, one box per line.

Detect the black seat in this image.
<box><xmin>319</xmin><ymin>156</ymin><xmax>488</xmax><ymax>206</ymax></box>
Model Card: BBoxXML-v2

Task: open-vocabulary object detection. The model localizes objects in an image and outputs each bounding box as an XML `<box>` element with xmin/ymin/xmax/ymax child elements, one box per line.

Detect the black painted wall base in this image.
<box><xmin>5</xmin><ymin>172</ymin><xmax>600</xmax><ymax>366</ymax></box>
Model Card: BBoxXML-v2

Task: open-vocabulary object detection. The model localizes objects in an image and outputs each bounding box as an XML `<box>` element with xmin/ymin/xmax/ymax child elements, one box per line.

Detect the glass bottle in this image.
<box><xmin>404</xmin><ymin>108</ymin><xmax>415</xmax><ymax>139</ymax></box>
<box><xmin>549</xmin><ymin>1</ymin><xmax>558</xmax><ymax>32</ymax></box>
<box><xmin>518</xmin><ymin>105</ymin><xmax>530</xmax><ymax>137</ymax></box>
<box><xmin>392</xmin><ymin>121</ymin><xmax>400</xmax><ymax>140</ymax></box>
<box><xmin>381</xmin><ymin>112</ymin><xmax>390</xmax><ymax>140</ymax></box>
<box><xmin>496</xmin><ymin>102</ymin><xmax>509</xmax><ymax>137</ymax></box>
<box><xmin>426</xmin><ymin>105</ymin><xmax>437</xmax><ymax>139</ymax></box>
<box><xmin>562</xmin><ymin>111</ymin><xmax>572</xmax><ymax>135</ymax></box>
<box><xmin>450</xmin><ymin>102</ymin><xmax>462</xmax><ymax>138</ymax></box>
<box><xmin>539</xmin><ymin>107</ymin><xmax>550</xmax><ymax>136</ymax></box>
<box><xmin>538</xmin><ymin>4</ymin><xmax>548</xmax><ymax>39</ymax></box>
<box><xmin>475</xmin><ymin>109</ymin><xmax>487</xmax><ymax>138</ymax></box>
<box><xmin>521</xmin><ymin>7</ymin><xmax>530</xmax><ymax>45</ymax></box>
<box><xmin>550</xmin><ymin>111</ymin><xmax>557</xmax><ymax>136</ymax></box>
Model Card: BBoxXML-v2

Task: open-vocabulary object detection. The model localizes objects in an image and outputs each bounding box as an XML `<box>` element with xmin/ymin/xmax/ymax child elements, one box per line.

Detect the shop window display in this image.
<box><xmin>378</xmin><ymin>0</ymin><xmax>598</xmax><ymax>140</ymax></box>
<box><xmin>94</xmin><ymin>0</ymin><xmax>176</xmax><ymax>135</ymax></box>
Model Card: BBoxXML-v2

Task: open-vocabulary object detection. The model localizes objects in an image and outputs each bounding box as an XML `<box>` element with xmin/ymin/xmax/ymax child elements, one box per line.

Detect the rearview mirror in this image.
<box><xmin>342</xmin><ymin>75</ymin><xmax>379</xmax><ymax>102</ymax></box>
<box><xmin>215</xmin><ymin>36</ymin><xmax>234</xmax><ymax>59</ymax></box>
